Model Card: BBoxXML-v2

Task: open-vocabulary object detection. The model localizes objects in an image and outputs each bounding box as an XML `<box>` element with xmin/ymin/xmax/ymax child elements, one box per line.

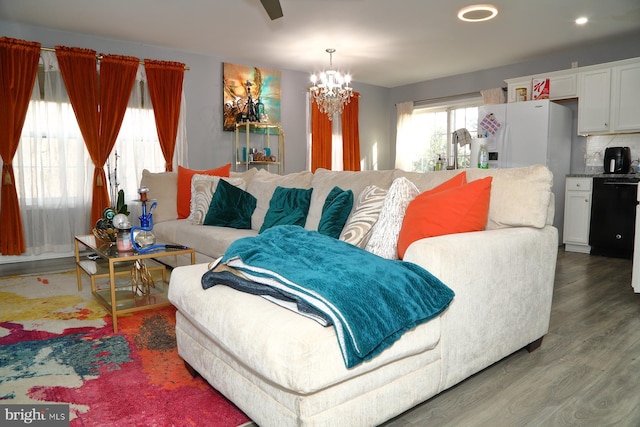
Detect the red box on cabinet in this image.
<box><xmin>532</xmin><ymin>78</ymin><xmax>550</xmax><ymax>100</ymax></box>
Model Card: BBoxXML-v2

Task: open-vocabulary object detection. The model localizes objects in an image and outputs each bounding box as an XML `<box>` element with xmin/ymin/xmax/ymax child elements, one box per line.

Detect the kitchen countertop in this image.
<box><xmin>567</xmin><ymin>173</ymin><xmax>640</xmax><ymax>178</ymax></box>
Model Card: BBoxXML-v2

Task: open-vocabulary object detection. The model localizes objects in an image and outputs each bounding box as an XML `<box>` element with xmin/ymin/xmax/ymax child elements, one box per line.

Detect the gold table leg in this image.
<box><xmin>74</xmin><ymin>239</ymin><xmax>82</xmax><ymax>291</ymax></box>
<box><xmin>109</xmin><ymin>259</ymin><xmax>118</xmax><ymax>333</ymax></box>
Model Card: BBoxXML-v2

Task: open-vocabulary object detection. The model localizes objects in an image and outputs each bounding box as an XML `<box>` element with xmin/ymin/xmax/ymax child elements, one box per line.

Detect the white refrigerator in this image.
<box><xmin>476</xmin><ymin>100</ymin><xmax>573</xmax><ymax>242</ymax></box>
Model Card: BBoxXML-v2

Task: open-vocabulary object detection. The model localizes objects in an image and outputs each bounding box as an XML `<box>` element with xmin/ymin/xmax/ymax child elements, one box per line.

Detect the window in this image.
<box><xmin>400</xmin><ymin>97</ymin><xmax>482</xmax><ymax>172</ymax></box>
<box><xmin>10</xmin><ymin>52</ymin><xmax>178</xmax><ymax>257</ymax></box>
<box><xmin>17</xmin><ymin>98</ymin><xmax>87</xmax><ymax>205</ymax></box>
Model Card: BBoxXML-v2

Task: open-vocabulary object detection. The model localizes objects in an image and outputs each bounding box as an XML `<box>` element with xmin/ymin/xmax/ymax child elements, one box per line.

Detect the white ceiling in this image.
<box><xmin>1</xmin><ymin>0</ymin><xmax>640</xmax><ymax>88</ymax></box>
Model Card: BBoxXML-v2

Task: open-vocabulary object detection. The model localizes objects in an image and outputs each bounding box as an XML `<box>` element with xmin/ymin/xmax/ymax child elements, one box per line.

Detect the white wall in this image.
<box><xmin>586</xmin><ymin>134</ymin><xmax>640</xmax><ymax>174</ymax></box>
<box><xmin>387</xmin><ymin>30</ymin><xmax>640</xmax><ymax>173</ymax></box>
<box><xmin>0</xmin><ymin>19</ymin><xmax>390</xmax><ymax>175</ymax></box>
<box><xmin>3</xmin><ymin>20</ymin><xmax>640</xmax><ymax>175</ymax></box>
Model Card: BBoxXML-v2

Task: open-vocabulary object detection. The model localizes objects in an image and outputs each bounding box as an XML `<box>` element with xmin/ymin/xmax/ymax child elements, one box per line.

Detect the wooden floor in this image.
<box><xmin>383</xmin><ymin>249</ymin><xmax>640</xmax><ymax>426</ymax></box>
<box><xmin>3</xmin><ymin>250</ymin><xmax>640</xmax><ymax>425</ymax></box>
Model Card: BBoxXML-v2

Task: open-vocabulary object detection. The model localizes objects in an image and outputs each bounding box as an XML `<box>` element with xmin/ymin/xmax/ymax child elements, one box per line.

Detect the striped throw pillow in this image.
<box><xmin>189</xmin><ymin>175</ymin><xmax>246</xmax><ymax>225</ymax></box>
<box><xmin>339</xmin><ymin>185</ymin><xmax>388</xmax><ymax>248</ymax></box>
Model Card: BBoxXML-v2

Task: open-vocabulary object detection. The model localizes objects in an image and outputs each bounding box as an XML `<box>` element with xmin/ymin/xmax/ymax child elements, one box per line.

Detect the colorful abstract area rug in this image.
<box><xmin>0</xmin><ymin>271</ymin><xmax>253</xmax><ymax>427</ymax></box>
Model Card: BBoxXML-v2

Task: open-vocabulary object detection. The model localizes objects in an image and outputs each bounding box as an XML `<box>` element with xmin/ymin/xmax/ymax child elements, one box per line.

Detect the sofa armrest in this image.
<box><xmin>403</xmin><ymin>226</ymin><xmax>558</xmax><ymax>391</ymax></box>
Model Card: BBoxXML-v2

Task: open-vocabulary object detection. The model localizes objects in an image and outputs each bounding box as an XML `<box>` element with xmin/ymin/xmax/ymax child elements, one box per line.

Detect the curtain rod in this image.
<box><xmin>40</xmin><ymin>46</ymin><xmax>190</xmax><ymax>70</ymax></box>
<box><xmin>412</xmin><ymin>91</ymin><xmax>482</xmax><ymax>106</ymax></box>
<box><xmin>396</xmin><ymin>87</ymin><xmax>507</xmax><ymax>106</ymax></box>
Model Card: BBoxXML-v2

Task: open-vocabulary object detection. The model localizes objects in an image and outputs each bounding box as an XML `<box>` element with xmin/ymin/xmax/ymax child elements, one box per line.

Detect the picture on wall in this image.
<box><xmin>223</xmin><ymin>62</ymin><xmax>281</xmax><ymax>132</ymax></box>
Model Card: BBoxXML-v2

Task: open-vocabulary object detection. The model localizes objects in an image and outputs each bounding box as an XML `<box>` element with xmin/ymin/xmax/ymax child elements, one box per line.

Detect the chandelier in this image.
<box><xmin>309</xmin><ymin>49</ymin><xmax>353</xmax><ymax>120</ymax></box>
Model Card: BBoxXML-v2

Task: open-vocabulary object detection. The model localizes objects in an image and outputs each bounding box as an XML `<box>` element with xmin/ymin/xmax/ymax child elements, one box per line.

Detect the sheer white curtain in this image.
<box><xmin>114</xmin><ymin>64</ymin><xmax>187</xmax><ymax>219</ymax></box>
<box><xmin>306</xmin><ymin>93</ymin><xmax>312</xmax><ymax>171</ymax></box>
<box><xmin>114</xmin><ymin>64</ymin><xmax>170</xmax><ymax>200</ymax></box>
<box><xmin>11</xmin><ymin>52</ymin><xmax>187</xmax><ymax>258</ymax></box>
<box><xmin>394</xmin><ymin>101</ymin><xmax>416</xmax><ymax>170</ymax></box>
<box><xmin>175</xmin><ymin>91</ymin><xmax>188</xmax><ymax>168</ymax></box>
<box><xmin>15</xmin><ymin>51</ymin><xmax>92</xmax><ymax>256</ymax></box>
<box><xmin>331</xmin><ymin>113</ymin><xmax>344</xmax><ymax>171</ymax></box>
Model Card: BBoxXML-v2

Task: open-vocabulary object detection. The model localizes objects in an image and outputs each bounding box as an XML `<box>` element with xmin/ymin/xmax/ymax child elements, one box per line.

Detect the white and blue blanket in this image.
<box><xmin>201</xmin><ymin>225</ymin><xmax>454</xmax><ymax>368</ymax></box>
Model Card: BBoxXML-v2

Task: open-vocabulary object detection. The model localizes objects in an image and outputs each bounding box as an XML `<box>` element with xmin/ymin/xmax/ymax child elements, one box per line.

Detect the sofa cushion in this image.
<box><xmin>230</xmin><ymin>168</ymin><xmax>259</xmax><ymax>186</ymax></box>
<box><xmin>140</xmin><ymin>169</ymin><xmax>178</xmax><ymax>223</ymax></box>
<box><xmin>189</xmin><ymin>175</ymin><xmax>247</xmax><ymax>225</ymax></box>
<box><xmin>397</xmin><ymin>176</ymin><xmax>492</xmax><ymax>259</ymax></box>
<box><xmin>365</xmin><ymin>177</ymin><xmax>419</xmax><ymax>260</ymax></box>
<box><xmin>260</xmin><ymin>186</ymin><xmax>313</xmax><ymax>233</ymax></box>
<box><xmin>466</xmin><ymin>165</ymin><xmax>552</xmax><ymax>229</ymax></box>
<box><xmin>318</xmin><ymin>187</ymin><xmax>354</xmax><ymax>239</ymax></box>
<box><xmin>339</xmin><ymin>185</ymin><xmax>388</xmax><ymax>248</ymax></box>
<box><xmin>204</xmin><ymin>179</ymin><xmax>257</xmax><ymax>229</ymax></box>
<box><xmin>305</xmin><ymin>169</ymin><xmax>395</xmax><ymax>231</ymax></box>
<box><xmin>396</xmin><ymin>166</ymin><xmax>553</xmax><ymax>229</ymax></box>
<box><xmin>392</xmin><ymin>168</ymin><xmax>468</xmax><ymax>192</ymax></box>
<box><xmin>247</xmin><ymin>169</ymin><xmax>314</xmax><ymax>231</ymax></box>
<box><xmin>169</xmin><ymin>263</ymin><xmax>442</xmax><ymax>394</ymax></box>
<box><xmin>177</xmin><ymin>164</ymin><xmax>231</xmax><ymax>219</ymax></box>
<box><xmin>154</xmin><ymin>220</ymin><xmax>257</xmax><ymax>260</ymax></box>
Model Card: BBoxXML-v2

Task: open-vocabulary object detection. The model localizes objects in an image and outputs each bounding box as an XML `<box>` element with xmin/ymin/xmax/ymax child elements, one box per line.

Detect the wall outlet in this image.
<box><xmin>571</xmin><ymin>61</ymin><xmax>578</xmax><ymax>69</ymax></box>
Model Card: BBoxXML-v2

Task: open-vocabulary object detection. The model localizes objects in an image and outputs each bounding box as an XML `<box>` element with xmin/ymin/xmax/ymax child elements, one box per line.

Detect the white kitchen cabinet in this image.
<box><xmin>611</xmin><ymin>62</ymin><xmax>640</xmax><ymax>132</ymax></box>
<box><xmin>563</xmin><ymin>177</ymin><xmax>592</xmax><ymax>253</ymax></box>
<box><xmin>505</xmin><ymin>57</ymin><xmax>640</xmax><ymax>135</ymax></box>
<box><xmin>505</xmin><ymin>70</ymin><xmax>577</xmax><ymax>103</ymax></box>
<box><xmin>577</xmin><ymin>68</ymin><xmax>611</xmax><ymax>134</ymax></box>
<box><xmin>505</xmin><ymin>78</ymin><xmax>531</xmax><ymax>102</ymax></box>
<box><xmin>577</xmin><ymin>58</ymin><xmax>640</xmax><ymax>135</ymax></box>
<box><xmin>547</xmin><ymin>73</ymin><xmax>578</xmax><ymax>100</ymax></box>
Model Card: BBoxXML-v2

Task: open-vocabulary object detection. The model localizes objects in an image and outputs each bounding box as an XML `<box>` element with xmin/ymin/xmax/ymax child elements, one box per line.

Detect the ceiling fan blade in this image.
<box><xmin>260</xmin><ymin>0</ymin><xmax>283</xmax><ymax>20</ymax></box>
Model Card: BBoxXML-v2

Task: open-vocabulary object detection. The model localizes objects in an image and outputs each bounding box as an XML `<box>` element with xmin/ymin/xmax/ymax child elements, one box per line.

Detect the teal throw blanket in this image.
<box><xmin>202</xmin><ymin>225</ymin><xmax>454</xmax><ymax>368</ymax></box>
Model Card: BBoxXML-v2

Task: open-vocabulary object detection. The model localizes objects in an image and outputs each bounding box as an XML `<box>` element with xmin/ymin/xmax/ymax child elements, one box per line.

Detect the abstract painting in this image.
<box><xmin>223</xmin><ymin>62</ymin><xmax>281</xmax><ymax>132</ymax></box>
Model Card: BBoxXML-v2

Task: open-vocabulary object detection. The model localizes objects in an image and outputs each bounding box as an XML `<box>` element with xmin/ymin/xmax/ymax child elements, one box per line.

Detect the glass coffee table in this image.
<box><xmin>74</xmin><ymin>234</ymin><xmax>195</xmax><ymax>332</ymax></box>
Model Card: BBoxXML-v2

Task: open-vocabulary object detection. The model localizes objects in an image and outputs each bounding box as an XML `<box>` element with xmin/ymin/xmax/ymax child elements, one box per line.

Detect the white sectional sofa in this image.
<box><xmin>141</xmin><ymin>165</ymin><xmax>559</xmax><ymax>426</ymax></box>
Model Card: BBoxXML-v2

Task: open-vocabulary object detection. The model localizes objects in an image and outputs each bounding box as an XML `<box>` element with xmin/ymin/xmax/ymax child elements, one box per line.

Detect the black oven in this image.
<box><xmin>589</xmin><ymin>176</ymin><xmax>639</xmax><ymax>258</ymax></box>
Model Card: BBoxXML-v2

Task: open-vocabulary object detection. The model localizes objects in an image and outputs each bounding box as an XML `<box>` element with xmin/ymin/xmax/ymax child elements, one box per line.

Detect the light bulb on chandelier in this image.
<box><xmin>309</xmin><ymin>49</ymin><xmax>353</xmax><ymax>120</ymax></box>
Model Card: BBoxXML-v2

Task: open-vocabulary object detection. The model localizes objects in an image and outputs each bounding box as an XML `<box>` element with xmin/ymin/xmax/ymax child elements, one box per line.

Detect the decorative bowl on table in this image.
<box><xmin>92</xmin><ymin>227</ymin><xmax>117</xmax><ymax>245</ymax></box>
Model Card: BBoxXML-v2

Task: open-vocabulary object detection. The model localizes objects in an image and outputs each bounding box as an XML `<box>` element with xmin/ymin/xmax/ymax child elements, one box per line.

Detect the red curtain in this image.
<box><xmin>310</xmin><ymin>98</ymin><xmax>332</xmax><ymax>172</ymax></box>
<box><xmin>144</xmin><ymin>60</ymin><xmax>185</xmax><ymax>172</ymax></box>
<box><xmin>56</xmin><ymin>47</ymin><xmax>139</xmax><ymax>225</ymax></box>
<box><xmin>341</xmin><ymin>93</ymin><xmax>361</xmax><ymax>171</ymax></box>
<box><xmin>0</xmin><ymin>37</ymin><xmax>41</xmax><ymax>255</ymax></box>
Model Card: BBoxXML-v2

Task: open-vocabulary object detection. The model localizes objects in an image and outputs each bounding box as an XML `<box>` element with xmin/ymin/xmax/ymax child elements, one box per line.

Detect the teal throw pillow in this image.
<box><xmin>259</xmin><ymin>186</ymin><xmax>313</xmax><ymax>233</ymax></box>
<box><xmin>318</xmin><ymin>186</ymin><xmax>354</xmax><ymax>239</ymax></box>
<box><xmin>203</xmin><ymin>179</ymin><xmax>257</xmax><ymax>229</ymax></box>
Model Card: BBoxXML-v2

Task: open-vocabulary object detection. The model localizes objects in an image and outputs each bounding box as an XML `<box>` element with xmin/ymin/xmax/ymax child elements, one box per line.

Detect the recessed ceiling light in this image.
<box><xmin>575</xmin><ymin>17</ymin><xmax>588</xmax><ymax>25</ymax></box>
<box><xmin>458</xmin><ymin>4</ymin><xmax>499</xmax><ymax>22</ymax></box>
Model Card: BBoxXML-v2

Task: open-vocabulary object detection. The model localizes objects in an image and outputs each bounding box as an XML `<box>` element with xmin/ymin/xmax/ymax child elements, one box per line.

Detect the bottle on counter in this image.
<box><xmin>478</xmin><ymin>144</ymin><xmax>489</xmax><ymax>169</ymax></box>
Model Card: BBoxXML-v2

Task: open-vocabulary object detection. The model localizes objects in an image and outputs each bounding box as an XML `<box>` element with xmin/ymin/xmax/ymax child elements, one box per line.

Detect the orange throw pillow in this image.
<box><xmin>420</xmin><ymin>171</ymin><xmax>467</xmax><ymax>197</ymax></box>
<box><xmin>397</xmin><ymin>176</ymin><xmax>492</xmax><ymax>259</ymax></box>
<box><xmin>177</xmin><ymin>164</ymin><xmax>231</xmax><ymax>219</ymax></box>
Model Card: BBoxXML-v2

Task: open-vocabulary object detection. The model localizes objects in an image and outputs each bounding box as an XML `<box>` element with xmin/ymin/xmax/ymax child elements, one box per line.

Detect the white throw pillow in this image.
<box><xmin>365</xmin><ymin>177</ymin><xmax>419</xmax><ymax>260</ymax></box>
<box><xmin>189</xmin><ymin>174</ymin><xmax>246</xmax><ymax>225</ymax></box>
<box><xmin>140</xmin><ymin>169</ymin><xmax>178</xmax><ymax>224</ymax></box>
<box><xmin>340</xmin><ymin>185</ymin><xmax>388</xmax><ymax>248</ymax></box>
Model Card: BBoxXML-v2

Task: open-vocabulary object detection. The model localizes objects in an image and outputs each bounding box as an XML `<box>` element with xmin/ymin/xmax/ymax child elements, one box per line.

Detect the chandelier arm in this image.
<box><xmin>309</xmin><ymin>48</ymin><xmax>353</xmax><ymax>120</ymax></box>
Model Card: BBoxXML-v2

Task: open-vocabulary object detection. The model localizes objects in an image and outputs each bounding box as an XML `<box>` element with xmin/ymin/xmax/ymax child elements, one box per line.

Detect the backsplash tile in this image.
<box><xmin>585</xmin><ymin>134</ymin><xmax>640</xmax><ymax>174</ymax></box>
